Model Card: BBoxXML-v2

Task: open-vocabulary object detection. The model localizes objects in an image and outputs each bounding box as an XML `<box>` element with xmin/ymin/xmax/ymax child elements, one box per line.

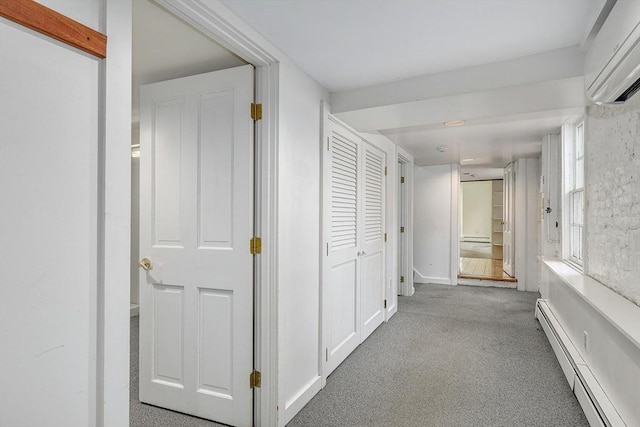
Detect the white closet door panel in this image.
<box><xmin>324</xmin><ymin>121</ymin><xmax>361</xmax><ymax>375</ymax></box>
<box><xmin>361</xmin><ymin>142</ymin><xmax>385</xmax><ymax>340</ymax></box>
<box><xmin>325</xmin><ymin>259</ymin><xmax>359</xmax><ymax>374</ymax></box>
<box><xmin>330</xmin><ymin>132</ymin><xmax>359</xmax><ymax>252</ymax></box>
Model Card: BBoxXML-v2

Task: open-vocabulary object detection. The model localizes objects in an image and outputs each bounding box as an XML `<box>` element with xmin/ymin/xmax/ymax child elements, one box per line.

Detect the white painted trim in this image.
<box><xmin>413</xmin><ymin>270</ymin><xmax>452</xmax><ymax>286</ymax></box>
<box><xmin>536</xmin><ymin>300</ymin><xmax>627</xmax><ymax>427</ymax></box>
<box><xmin>101</xmin><ymin>2</ymin><xmax>132</xmax><ymax>426</ymax></box>
<box><xmin>461</xmin><ymin>236</ymin><xmax>491</xmax><ymax>243</ymax></box>
<box><xmin>456</xmin><ymin>278</ymin><xmax>517</xmax><ymax>289</ymax></box>
<box><xmin>514</xmin><ymin>160</ymin><xmax>526</xmax><ymax>291</ymax></box>
<box><xmin>130</xmin><ymin>304</ymin><xmax>139</xmax><ymax>318</ymax></box>
<box><xmin>319</xmin><ymin>100</ymin><xmax>330</xmax><ymax>389</ymax></box>
<box><xmin>542</xmin><ymin>259</ymin><xmax>640</xmax><ymax>347</ymax></box>
<box><xmin>397</xmin><ymin>147</ymin><xmax>414</xmax><ymax>296</ymax></box>
<box><xmin>282</xmin><ymin>376</ymin><xmax>322</xmax><ymax>426</ymax></box>
<box><xmin>450</xmin><ymin>164</ymin><xmax>460</xmax><ymax>286</ymax></box>
<box><xmin>154</xmin><ymin>0</ymin><xmax>278</xmax><ymax>66</ymax></box>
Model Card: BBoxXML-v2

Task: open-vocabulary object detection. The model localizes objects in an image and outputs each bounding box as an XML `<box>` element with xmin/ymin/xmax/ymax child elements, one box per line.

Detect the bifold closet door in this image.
<box><xmin>324</xmin><ymin>119</ymin><xmax>362</xmax><ymax>375</ymax></box>
<box><xmin>324</xmin><ymin>116</ymin><xmax>387</xmax><ymax>376</ymax></box>
<box><xmin>360</xmin><ymin>142</ymin><xmax>386</xmax><ymax>341</ymax></box>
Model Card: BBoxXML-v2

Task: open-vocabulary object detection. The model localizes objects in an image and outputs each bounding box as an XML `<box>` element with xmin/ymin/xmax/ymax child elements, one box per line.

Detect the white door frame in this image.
<box><xmin>104</xmin><ymin>1</ymin><xmax>281</xmax><ymax>425</ymax></box>
<box><xmin>396</xmin><ymin>148</ymin><xmax>414</xmax><ymax>296</ymax></box>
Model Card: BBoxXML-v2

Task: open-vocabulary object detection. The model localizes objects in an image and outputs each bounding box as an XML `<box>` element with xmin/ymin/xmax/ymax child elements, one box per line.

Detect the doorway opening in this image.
<box><xmin>129</xmin><ymin>1</ymin><xmax>269</xmax><ymax>426</ymax></box>
<box><xmin>458</xmin><ymin>172</ymin><xmax>516</xmax><ymax>284</ymax></box>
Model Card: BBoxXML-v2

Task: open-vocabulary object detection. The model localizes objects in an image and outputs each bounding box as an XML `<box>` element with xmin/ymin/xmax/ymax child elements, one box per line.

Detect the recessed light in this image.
<box><xmin>436</xmin><ymin>145</ymin><xmax>448</xmax><ymax>152</ymax></box>
<box><xmin>461</xmin><ymin>158</ymin><xmax>475</xmax><ymax>163</ymax></box>
<box><xmin>444</xmin><ymin>120</ymin><xmax>465</xmax><ymax>127</ymax></box>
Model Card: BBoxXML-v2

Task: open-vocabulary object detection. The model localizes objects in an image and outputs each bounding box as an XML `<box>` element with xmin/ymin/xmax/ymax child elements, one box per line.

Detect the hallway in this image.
<box><xmin>129</xmin><ymin>284</ymin><xmax>588</xmax><ymax>426</ymax></box>
<box><xmin>287</xmin><ymin>284</ymin><xmax>587</xmax><ymax>426</ymax></box>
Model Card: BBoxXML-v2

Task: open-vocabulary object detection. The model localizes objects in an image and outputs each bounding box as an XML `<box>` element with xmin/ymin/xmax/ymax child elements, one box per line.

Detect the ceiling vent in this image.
<box><xmin>585</xmin><ymin>1</ymin><xmax>640</xmax><ymax>105</ymax></box>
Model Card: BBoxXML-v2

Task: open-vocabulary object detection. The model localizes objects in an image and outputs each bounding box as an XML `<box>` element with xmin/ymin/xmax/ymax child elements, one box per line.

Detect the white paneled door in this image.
<box><xmin>139</xmin><ymin>65</ymin><xmax>254</xmax><ymax>427</ymax></box>
<box><xmin>503</xmin><ymin>163</ymin><xmax>515</xmax><ymax>277</ymax></box>
<box><xmin>323</xmin><ymin>115</ymin><xmax>386</xmax><ymax>376</ymax></box>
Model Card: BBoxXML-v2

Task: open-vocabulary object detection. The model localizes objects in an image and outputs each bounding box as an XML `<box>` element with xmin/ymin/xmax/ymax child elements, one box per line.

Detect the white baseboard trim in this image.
<box><xmin>281</xmin><ymin>375</ymin><xmax>322</xmax><ymax>426</ymax></box>
<box><xmin>461</xmin><ymin>236</ymin><xmax>491</xmax><ymax>243</ymax></box>
<box><xmin>536</xmin><ymin>299</ymin><xmax>626</xmax><ymax>427</ymax></box>
<box><xmin>413</xmin><ymin>270</ymin><xmax>451</xmax><ymax>285</ymax></box>
<box><xmin>130</xmin><ymin>303</ymin><xmax>139</xmax><ymax>317</ymax></box>
<box><xmin>457</xmin><ymin>278</ymin><xmax>517</xmax><ymax>289</ymax></box>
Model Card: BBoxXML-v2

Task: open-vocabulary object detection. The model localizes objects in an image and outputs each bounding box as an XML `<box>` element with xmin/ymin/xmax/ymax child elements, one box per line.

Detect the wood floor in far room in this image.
<box><xmin>459</xmin><ymin>257</ymin><xmax>517</xmax><ymax>282</ymax></box>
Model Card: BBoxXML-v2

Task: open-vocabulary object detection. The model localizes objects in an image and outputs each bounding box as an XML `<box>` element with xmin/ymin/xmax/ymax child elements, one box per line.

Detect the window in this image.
<box><xmin>562</xmin><ymin>121</ymin><xmax>585</xmax><ymax>268</ymax></box>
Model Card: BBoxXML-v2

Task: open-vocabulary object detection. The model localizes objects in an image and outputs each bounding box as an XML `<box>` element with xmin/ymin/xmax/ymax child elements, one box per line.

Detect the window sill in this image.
<box><xmin>564</xmin><ymin>258</ymin><xmax>583</xmax><ymax>273</ymax></box>
<box><xmin>541</xmin><ymin>257</ymin><xmax>640</xmax><ymax>349</ymax></box>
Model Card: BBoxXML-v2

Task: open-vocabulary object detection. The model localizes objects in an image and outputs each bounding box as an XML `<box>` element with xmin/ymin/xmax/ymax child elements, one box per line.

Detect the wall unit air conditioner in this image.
<box><xmin>585</xmin><ymin>1</ymin><xmax>640</xmax><ymax>105</ymax></box>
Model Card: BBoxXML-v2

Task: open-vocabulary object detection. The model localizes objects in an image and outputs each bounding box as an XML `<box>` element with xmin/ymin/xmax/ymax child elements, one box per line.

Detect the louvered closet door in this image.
<box><xmin>325</xmin><ymin>120</ymin><xmax>361</xmax><ymax>375</ymax></box>
<box><xmin>360</xmin><ymin>142</ymin><xmax>386</xmax><ymax>340</ymax></box>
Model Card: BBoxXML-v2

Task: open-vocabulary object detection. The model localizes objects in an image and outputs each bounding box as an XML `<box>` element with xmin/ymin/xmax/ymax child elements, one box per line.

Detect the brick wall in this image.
<box><xmin>586</xmin><ymin>94</ymin><xmax>640</xmax><ymax>306</ymax></box>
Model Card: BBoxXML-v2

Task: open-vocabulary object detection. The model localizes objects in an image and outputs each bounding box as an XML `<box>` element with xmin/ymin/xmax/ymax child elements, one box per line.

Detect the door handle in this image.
<box><xmin>138</xmin><ymin>257</ymin><xmax>152</xmax><ymax>270</ymax></box>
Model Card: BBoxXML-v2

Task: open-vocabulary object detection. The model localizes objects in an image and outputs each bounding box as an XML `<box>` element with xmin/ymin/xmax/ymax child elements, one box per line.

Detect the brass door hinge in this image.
<box><xmin>400</xmin><ymin>275</ymin><xmax>405</xmax><ymax>283</ymax></box>
<box><xmin>400</xmin><ymin>226</ymin><xmax>405</xmax><ymax>233</ymax></box>
<box><xmin>384</xmin><ymin>299</ymin><xmax>387</xmax><ymax>309</ymax></box>
<box><xmin>250</xmin><ymin>370</ymin><xmax>261</xmax><ymax>388</ymax></box>
<box><xmin>384</xmin><ymin>232</ymin><xmax>387</xmax><ymax>242</ymax></box>
<box><xmin>401</xmin><ymin>176</ymin><xmax>405</xmax><ymax>184</ymax></box>
<box><xmin>250</xmin><ymin>237</ymin><xmax>262</xmax><ymax>254</ymax></box>
<box><xmin>384</xmin><ymin>166</ymin><xmax>388</xmax><ymax>176</ymax></box>
<box><xmin>251</xmin><ymin>103</ymin><xmax>262</xmax><ymax>120</ymax></box>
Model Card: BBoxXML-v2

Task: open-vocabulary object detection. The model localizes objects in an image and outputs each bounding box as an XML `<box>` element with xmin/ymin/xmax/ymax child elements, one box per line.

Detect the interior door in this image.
<box><xmin>503</xmin><ymin>163</ymin><xmax>515</xmax><ymax>277</ymax></box>
<box><xmin>360</xmin><ymin>141</ymin><xmax>386</xmax><ymax>340</ymax></box>
<box><xmin>138</xmin><ymin>65</ymin><xmax>254</xmax><ymax>426</ymax></box>
<box><xmin>324</xmin><ymin>117</ymin><xmax>362</xmax><ymax>375</ymax></box>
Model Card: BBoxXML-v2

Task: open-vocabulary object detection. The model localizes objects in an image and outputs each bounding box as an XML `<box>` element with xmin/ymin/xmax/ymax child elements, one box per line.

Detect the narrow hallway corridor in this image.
<box><xmin>287</xmin><ymin>284</ymin><xmax>587</xmax><ymax>426</ymax></box>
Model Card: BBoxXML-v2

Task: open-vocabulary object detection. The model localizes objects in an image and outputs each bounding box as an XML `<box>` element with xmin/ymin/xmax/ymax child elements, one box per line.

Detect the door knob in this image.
<box><xmin>138</xmin><ymin>257</ymin><xmax>152</xmax><ymax>270</ymax></box>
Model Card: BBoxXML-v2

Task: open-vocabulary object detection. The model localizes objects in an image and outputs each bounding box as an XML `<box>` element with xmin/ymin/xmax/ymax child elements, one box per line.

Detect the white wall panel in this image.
<box><xmin>278</xmin><ymin>61</ymin><xmax>328</xmax><ymax>425</ymax></box>
<box><xmin>198</xmin><ymin>91</ymin><xmax>234</xmax><ymax>248</ymax></box>
<box><xmin>413</xmin><ymin>164</ymin><xmax>454</xmax><ymax>284</ymax></box>
<box><xmin>198</xmin><ymin>289</ymin><xmax>233</xmax><ymax>397</ymax></box>
<box><xmin>152</xmin><ymin>285</ymin><xmax>185</xmax><ymax>386</ymax></box>
<box><xmin>153</xmin><ymin>99</ymin><xmax>184</xmax><ymax>246</ymax></box>
<box><xmin>0</xmin><ymin>5</ymin><xmax>101</xmax><ymax>425</ymax></box>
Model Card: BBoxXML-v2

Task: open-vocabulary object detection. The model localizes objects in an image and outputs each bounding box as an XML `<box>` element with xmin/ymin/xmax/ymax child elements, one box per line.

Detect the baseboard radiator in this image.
<box><xmin>535</xmin><ymin>300</ymin><xmax>625</xmax><ymax>427</ymax></box>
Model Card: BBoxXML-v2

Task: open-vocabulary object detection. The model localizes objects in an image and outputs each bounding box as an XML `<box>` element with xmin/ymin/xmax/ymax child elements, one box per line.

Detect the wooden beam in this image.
<box><xmin>0</xmin><ymin>0</ymin><xmax>106</xmax><ymax>58</ymax></box>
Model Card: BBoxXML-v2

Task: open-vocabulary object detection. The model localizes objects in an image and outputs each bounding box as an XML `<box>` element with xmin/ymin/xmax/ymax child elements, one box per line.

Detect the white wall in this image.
<box><xmin>514</xmin><ymin>157</ymin><xmax>541</xmax><ymax>292</ymax></box>
<box><xmin>1</xmin><ymin>1</ymin><xmax>132</xmax><ymax>425</ymax></box>
<box><xmin>461</xmin><ymin>181</ymin><xmax>492</xmax><ymax>241</ymax></box>
<box><xmin>277</xmin><ymin>61</ymin><xmax>329</xmax><ymax>424</ymax></box>
<box><xmin>585</xmin><ymin>94</ymin><xmax>640</xmax><ymax>305</ymax></box>
<box><xmin>413</xmin><ymin>164</ymin><xmax>456</xmax><ymax>285</ymax></box>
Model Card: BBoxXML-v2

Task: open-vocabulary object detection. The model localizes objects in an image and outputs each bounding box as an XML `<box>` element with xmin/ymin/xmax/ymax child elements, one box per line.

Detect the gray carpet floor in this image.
<box><xmin>130</xmin><ymin>283</ymin><xmax>588</xmax><ymax>427</ymax></box>
<box><xmin>287</xmin><ymin>284</ymin><xmax>588</xmax><ymax>427</ymax></box>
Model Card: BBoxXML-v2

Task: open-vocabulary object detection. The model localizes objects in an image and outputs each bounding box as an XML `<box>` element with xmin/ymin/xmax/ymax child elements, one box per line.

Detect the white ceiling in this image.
<box><xmin>132</xmin><ymin>0</ymin><xmax>605</xmax><ymax>168</ymax></box>
<box><xmin>219</xmin><ymin>0</ymin><xmax>603</xmax><ymax>167</ymax></box>
<box><xmin>220</xmin><ymin>0</ymin><xmax>599</xmax><ymax>92</ymax></box>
